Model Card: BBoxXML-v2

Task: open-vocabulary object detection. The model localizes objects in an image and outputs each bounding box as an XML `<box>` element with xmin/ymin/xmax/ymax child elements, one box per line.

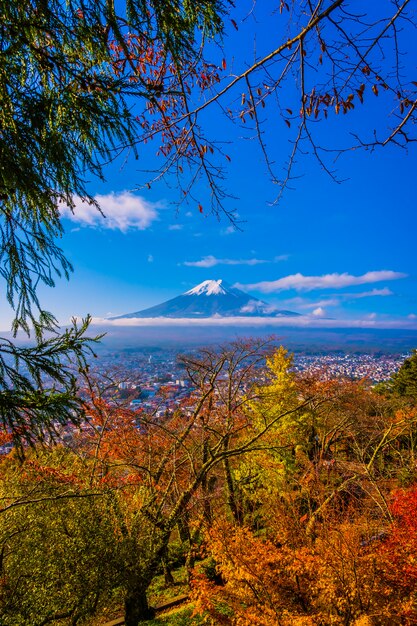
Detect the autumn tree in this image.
<box><xmin>191</xmin><ymin>360</ymin><xmax>417</xmax><ymax>625</ymax></box>
<box><xmin>191</xmin><ymin>492</ymin><xmax>391</xmax><ymax>624</ymax></box>
<box><xmin>375</xmin><ymin>485</ymin><xmax>417</xmax><ymax>622</ymax></box>
<box><xmin>128</xmin><ymin>0</ymin><xmax>417</xmax><ymax>206</ymax></box>
<box><xmin>73</xmin><ymin>339</ymin><xmax>319</xmax><ymax>625</ymax></box>
<box><xmin>3</xmin><ymin>343</ymin><xmax>417</xmax><ymax>625</ymax></box>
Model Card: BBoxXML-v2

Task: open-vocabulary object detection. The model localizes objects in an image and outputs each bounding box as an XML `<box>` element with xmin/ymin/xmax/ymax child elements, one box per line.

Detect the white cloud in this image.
<box><xmin>237</xmin><ymin>271</ymin><xmax>406</xmax><ymax>293</ymax></box>
<box><xmin>345</xmin><ymin>288</ymin><xmax>394</xmax><ymax>299</ymax></box>
<box><xmin>221</xmin><ymin>226</ymin><xmax>236</xmax><ymax>236</ymax></box>
<box><xmin>168</xmin><ymin>224</ymin><xmax>183</xmax><ymax>231</ymax></box>
<box><xmin>61</xmin><ymin>192</ymin><xmax>160</xmax><ymax>232</ymax></box>
<box><xmin>183</xmin><ymin>255</ymin><xmax>271</xmax><ymax>268</ymax></box>
<box><xmin>239</xmin><ymin>301</ymin><xmax>260</xmax><ymax>314</ymax></box>
<box><xmin>298</xmin><ymin>298</ymin><xmax>340</xmax><ymax>309</ymax></box>
<box><xmin>311</xmin><ymin>307</ymin><xmax>326</xmax><ymax>317</ymax></box>
<box><xmin>284</xmin><ymin>289</ymin><xmax>392</xmax><ymax>309</ymax></box>
<box><xmin>147</xmin><ymin>254</ymin><xmax>154</xmax><ymax>263</ymax></box>
<box><xmin>289</xmin><ymin>288</ymin><xmax>393</xmax><ymax>311</ymax></box>
<box><xmin>239</xmin><ymin>300</ymin><xmax>279</xmax><ymax>314</ymax></box>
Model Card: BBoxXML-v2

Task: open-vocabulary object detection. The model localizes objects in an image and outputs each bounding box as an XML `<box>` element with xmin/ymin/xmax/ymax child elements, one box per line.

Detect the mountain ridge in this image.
<box><xmin>111</xmin><ymin>279</ymin><xmax>300</xmax><ymax>319</ymax></box>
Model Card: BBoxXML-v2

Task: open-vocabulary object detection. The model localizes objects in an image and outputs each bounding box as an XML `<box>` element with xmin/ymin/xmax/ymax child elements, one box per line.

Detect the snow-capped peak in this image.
<box><xmin>184</xmin><ymin>279</ymin><xmax>228</xmax><ymax>296</ymax></box>
<box><xmin>111</xmin><ymin>278</ymin><xmax>301</xmax><ymax>319</ymax></box>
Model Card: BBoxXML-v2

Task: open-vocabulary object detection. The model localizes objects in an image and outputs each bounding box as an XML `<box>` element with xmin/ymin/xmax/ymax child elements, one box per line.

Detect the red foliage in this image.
<box><xmin>381</xmin><ymin>486</ymin><xmax>417</xmax><ymax>589</ymax></box>
<box><xmin>372</xmin><ymin>485</ymin><xmax>417</xmax><ymax>622</ymax></box>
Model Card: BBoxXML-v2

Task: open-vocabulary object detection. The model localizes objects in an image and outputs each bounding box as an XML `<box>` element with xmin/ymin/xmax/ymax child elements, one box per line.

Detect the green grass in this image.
<box><xmin>144</xmin><ymin>604</ymin><xmax>208</xmax><ymax>625</ymax></box>
<box><xmin>87</xmin><ymin>568</ymin><xmax>197</xmax><ymax>625</ymax></box>
<box><xmin>148</xmin><ymin>566</ymin><xmax>189</xmax><ymax>606</ymax></box>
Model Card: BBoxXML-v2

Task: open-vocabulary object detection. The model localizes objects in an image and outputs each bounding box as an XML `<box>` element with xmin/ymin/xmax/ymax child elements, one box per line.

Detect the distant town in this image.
<box><xmin>1</xmin><ymin>348</ymin><xmax>407</xmax><ymax>458</ymax></box>
<box><xmin>86</xmin><ymin>348</ymin><xmax>408</xmax><ymax>414</ymax></box>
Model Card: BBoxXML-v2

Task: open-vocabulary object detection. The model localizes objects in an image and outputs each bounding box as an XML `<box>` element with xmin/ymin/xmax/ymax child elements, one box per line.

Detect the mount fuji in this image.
<box><xmin>111</xmin><ymin>279</ymin><xmax>300</xmax><ymax>319</ymax></box>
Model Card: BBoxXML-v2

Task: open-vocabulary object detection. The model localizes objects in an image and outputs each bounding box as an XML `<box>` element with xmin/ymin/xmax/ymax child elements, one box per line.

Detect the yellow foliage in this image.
<box><xmin>353</xmin><ymin>616</ymin><xmax>375</xmax><ymax>626</ymax></box>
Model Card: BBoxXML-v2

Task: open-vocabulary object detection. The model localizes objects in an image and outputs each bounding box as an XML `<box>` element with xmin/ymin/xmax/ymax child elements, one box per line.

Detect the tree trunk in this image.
<box><xmin>123</xmin><ymin>533</ymin><xmax>172</xmax><ymax>625</ymax></box>
<box><xmin>124</xmin><ymin>580</ymin><xmax>155</xmax><ymax>626</ymax></box>
<box><xmin>163</xmin><ymin>561</ymin><xmax>175</xmax><ymax>585</ymax></box>
<box><xmin>185</xmin><ymin>545</ymin><xmax>196</xmax><ymax>586</ymax></box>
<box><xmin>177</xmin><ymin>515</ymin><xmax>190</xmax><ymax>544</ymax></box>
<box><xmin>161</xmin><ymin>545</ymin><xmax>175</xmax><ymax>585</ymax></box>
<box><xmin>223</xmin><ymin>454</ymin><xmax>243</xmax><ymax>525</ymax></box>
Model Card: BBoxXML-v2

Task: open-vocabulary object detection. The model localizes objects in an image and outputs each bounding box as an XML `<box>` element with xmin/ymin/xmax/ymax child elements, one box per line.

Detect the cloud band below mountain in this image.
<box><xmin>90</xmin><ymin>315</ymin><xmax>417</xmax><ymax>330</ymax></box>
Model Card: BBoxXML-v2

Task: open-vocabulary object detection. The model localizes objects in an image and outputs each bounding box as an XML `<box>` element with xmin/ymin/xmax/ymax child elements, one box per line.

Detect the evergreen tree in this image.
<box><xmin>0</xmin><ymin>0</ymin><xmax>227</xmax><ymax>449</ymax></box>
<box><xmin>389</xmin><ymin>350</ymin><xmax>417</xmax><ymax>400</ymax></box>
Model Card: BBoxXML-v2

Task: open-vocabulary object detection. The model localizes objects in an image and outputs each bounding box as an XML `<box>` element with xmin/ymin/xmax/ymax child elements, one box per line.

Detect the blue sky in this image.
<box><xmin>1</xmin><ymin>2</ymin><xmax>416</xmax><ymax>331</ymax></box>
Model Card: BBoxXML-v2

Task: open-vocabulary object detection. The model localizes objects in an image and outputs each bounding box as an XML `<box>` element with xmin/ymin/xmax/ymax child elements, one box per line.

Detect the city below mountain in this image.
<box><xmin>111</xmin><ymin>279</ymin><xmax>300</xmax><ymax>319</ymax></box>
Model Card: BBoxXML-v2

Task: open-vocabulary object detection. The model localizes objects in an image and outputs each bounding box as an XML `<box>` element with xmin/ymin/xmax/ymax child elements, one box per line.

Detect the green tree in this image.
<box><xmin>0</xmin><ymin>449</ymin><xmax>120</xmax><ymax>625</ymax></box>
<box><xmin>388</xmin><ymin>350</ymin><xmax>417</xmax><ymax>400</ymax></box>
<box><xmin>0</xmin><ymin>0</ymin><xmax>227</xmax><ymax>447</ymax></box>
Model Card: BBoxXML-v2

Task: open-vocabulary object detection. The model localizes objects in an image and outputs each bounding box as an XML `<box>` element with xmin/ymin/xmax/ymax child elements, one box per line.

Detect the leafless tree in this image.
<box><xmin>126</xmin><ymin>1</ymin><xmax>416</xmax><ymax>215</ymax></box>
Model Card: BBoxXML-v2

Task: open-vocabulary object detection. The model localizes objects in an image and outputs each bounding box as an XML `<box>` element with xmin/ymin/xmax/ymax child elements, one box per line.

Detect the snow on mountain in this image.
<box><xmin>185</xmin><ymin>279</ymin><xmax>239</xmax><ymax>297</ymax></box>
<box><xmin>111</xmin><ymin>279</ymin><xmax>300</xmax><ymax>319</ymax></box>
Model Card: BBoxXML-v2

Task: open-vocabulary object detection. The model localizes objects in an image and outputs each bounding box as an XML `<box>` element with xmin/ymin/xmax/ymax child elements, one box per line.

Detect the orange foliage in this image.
<box><xmin>192</xmin><ymin>521</ymin><xmax>316</xmax><ymax>625</ymax></box>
